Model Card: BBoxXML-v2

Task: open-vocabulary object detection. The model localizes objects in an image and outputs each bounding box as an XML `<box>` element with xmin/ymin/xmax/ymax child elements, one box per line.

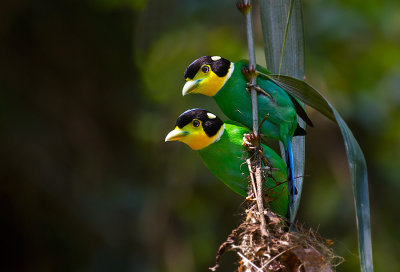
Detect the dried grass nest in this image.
<box><xmin>210</xmin><ymin>204</ymin><xmax>344</xmax><ymax>272</ymax></box>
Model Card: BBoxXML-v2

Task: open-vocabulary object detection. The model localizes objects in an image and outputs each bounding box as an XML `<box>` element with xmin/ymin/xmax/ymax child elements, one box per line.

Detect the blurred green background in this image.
<box><xmin>1</xmin><ymin>0</ymin><xmax>399</xmax><ymax>271</ymax></box>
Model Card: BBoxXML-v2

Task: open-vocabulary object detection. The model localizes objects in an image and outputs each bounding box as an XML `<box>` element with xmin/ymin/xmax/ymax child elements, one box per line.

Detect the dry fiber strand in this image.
<box><xmin>210</xmin><ymin>205</ymin><xmax>343</xmax><ymax>272</ymax></box>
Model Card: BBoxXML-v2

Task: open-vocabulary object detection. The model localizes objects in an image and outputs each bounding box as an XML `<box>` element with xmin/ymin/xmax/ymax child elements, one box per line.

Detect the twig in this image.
<box><xmin>261</xmin><ymin>245</ymin><xmax>299</xmax><ymax>269</ymax></box>
<box><xmin>237</xmin><ymin>252</ymin><xmax>263</xmax><ymax>272</ymax></box>
<box><xmin>254</xmin><ymin>153</ymin><xmax>267</xmax><ymax>233</ymax></box>
<box><xmin>237</xmin><ymin>0</ymin><xmax>268</xmax><ymax>237</ymax></box>
<box><xmin>246</xmin><ymin>158</ymin><xmax>267</xmax><ymax>236</ymax></box>
<box><xmin>246</xmin><ymin>158</ymin><xmax>258</xmax><ymax>200</ymax></box>
<box><xmin>241</xmin><ymin>1</ymin><xmax>258</xmax><ymax>134</ymax></box>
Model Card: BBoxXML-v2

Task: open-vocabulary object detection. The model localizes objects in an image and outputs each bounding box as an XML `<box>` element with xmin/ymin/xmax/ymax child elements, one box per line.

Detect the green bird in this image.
<box><xmin>181</xmin><ymin>56</ymin><xmax>313</xmax><ymax>211</ymax></box>
<box><xmin>165</xmin><ymin>109</ymin><xmax>289</xmax><ymax>217</ymax></box>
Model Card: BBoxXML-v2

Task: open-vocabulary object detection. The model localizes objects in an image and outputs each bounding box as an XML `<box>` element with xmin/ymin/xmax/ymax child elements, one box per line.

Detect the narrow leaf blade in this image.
<box><xmin>259</xmin><ymin>0</ymin><xmax>306</xmax><ymax>222</ymax></box>
<box><xmin>268</xmin><ymin>74</ymin><xmax>373</xmax><ymax>272</ymax></box>
<box><xmin>267</xmin><ymin>75</ymin><xmax>336</xmax><ymax>122</ymax></box>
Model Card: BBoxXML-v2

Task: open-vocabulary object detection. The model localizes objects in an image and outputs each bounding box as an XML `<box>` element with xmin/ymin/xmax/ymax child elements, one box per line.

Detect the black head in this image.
<box><xmin>184</xmin><ymin>56</ymin><xmax>231</xmax><ymax>79</ymax></box>
<box><xmin>175</xmin><ymin>109</ymin><xmax>223</xmax><ymax>137</ymax></box>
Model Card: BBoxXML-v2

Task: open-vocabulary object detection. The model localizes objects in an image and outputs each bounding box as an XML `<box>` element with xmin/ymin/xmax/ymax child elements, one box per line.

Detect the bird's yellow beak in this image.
<box><xmin>165</xmin><ymin>128</ymin><xmax>189</xmax><ymax>142</ymax></box>
<box><xmin>182</xmin><ymin>79</ymin><xmax>203</xmax><ymax>96</ymax></box>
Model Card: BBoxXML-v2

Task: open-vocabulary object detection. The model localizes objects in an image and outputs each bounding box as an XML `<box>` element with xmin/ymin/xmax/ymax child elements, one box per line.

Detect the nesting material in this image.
<box><xmin>209</xmin><ymin>133</ymin><xmax>342</xmax><ymax>271</ymax></box>
<box><xmin>210</xmin><ymin>205</ymin><xmax>343</xmax><ymax>272</ymax></box>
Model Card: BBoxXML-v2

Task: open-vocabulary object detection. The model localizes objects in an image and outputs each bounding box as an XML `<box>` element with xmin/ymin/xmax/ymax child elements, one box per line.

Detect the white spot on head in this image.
<box><xmin>211</xmin><ymin>56</ymin><xmax>221</xmax><ymax>61</ymax></box>
<box><xmin>207</xmin><ymin>113</ymin><xmax>217</xmax><ymax>119</ymax></box>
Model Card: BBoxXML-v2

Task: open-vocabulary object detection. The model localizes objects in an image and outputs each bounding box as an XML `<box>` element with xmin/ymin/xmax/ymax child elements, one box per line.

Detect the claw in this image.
<box><xmin>241</xmin><ymin>65</ymin><xmax>256</xmax><ymax>81</ymax></box>
<box><xmin>246</xmin><ymin>82</ymin><xmax>274</xmax><ymax>100</ymax></box>
<box><xmin>243</xmin><ymin>133</ymin><xmax>259</xmax><ymax>149</ymax></box>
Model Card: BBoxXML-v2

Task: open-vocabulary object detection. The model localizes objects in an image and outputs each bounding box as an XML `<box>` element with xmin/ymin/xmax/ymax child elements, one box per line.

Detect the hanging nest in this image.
<box><xmin>209</xmin><ymin>204</ymin><xmax>343</xmax><ymax>272</ymax></box>
<box><xmin>210</xmin><ymin>133</ymin><xmax>343</xmax><ymax>271</ymax></box>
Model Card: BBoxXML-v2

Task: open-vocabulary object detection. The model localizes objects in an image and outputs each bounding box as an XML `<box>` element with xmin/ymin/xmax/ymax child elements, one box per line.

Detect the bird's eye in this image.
<box><xmin>192</xmin><ymin>120</ymin><xmax>200</xmax><ymax>127</ymax></box>
<box><xmin>202</xmin><ymin>66</ymin><xmax>209</xmax><ymax>73</ymax></box>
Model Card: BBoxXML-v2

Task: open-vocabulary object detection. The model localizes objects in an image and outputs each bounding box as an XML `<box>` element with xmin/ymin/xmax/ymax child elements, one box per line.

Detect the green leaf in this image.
<box><xmin>266</xmin><ymin>75</ymin><xmax>336</xmax><ymax>122</ymax></box>
<box><xmin>258</xmin><ymin>0</ymin><xmax>306</xmax><ymax>223</ymax></box>
<box><xmin>258</xmin><ymin>1</ymin><xmax>372</xmax><ymax>270</ymax></box>
<box><xmin>267</xmin><ymin>74</ymin><xmax>374</xmax><ymax>272</ymax></box>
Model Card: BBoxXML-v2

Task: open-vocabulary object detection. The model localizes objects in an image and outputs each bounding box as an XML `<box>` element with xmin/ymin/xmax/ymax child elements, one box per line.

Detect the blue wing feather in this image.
<box><xmin>286</xmin><ymin>140</ymin><xmax>296</xmax><ymax>211</ymax></box>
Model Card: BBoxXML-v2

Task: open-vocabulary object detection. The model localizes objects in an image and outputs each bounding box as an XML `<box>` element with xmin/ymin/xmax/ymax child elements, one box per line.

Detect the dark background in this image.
<box><xmin>1</xmin><ymin>0</ymin><xmax>399</xmax><ymax>271</ymax></box>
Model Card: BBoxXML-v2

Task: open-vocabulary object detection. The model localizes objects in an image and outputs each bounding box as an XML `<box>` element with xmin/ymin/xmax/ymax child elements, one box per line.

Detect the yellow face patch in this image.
<box><xmin>183</xmin><ymin>63</ymin><xmax>233</xmax><ymax>97</ymax></box>
<box><xmin>165</xmin><ymin>120</ymin><xmax>224</xmax><ymax>150</ymax></box>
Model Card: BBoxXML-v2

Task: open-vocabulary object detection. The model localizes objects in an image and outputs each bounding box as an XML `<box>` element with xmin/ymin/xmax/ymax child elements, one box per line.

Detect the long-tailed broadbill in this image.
<box><xmin>181</xmin><ymin>56</ymin><xmax>313</xmax><ymax>213</ymax></box>
<box><xmin>165</xmin><ymin>109</ymin><xmax>289</xmax><ymax>218</ymax></box>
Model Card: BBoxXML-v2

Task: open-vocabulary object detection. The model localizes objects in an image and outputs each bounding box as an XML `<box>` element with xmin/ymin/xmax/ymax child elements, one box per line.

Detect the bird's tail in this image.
<box><xmin>285</xmin><ymin>140</ymin><xmax>296</xmax><ymax>213</ymax></box>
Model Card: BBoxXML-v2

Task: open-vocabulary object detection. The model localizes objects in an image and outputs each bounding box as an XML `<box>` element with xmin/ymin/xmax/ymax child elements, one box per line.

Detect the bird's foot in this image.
<box><xmin>241</xmin><ymin>65</ymin><xmax>256</xmax><ymax>82</ymax></box>
<box><xmin>243</xmin><ymin>133</ymin><xmax>259</xmax><ymax>149</ymax></box>
<box><xmin>245</xmin><ymin>82</ymin><xmax>274</xmax><ymax>100</ymax></box>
